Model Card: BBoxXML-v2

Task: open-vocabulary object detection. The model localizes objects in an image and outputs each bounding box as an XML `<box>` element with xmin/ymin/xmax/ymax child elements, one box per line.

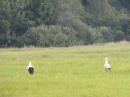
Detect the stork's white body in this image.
<box><xmin>28</xmin><ymin>61</ymin><xmax>34</xmax><ymax>74</ymax></box>
<box><xmin>104</xmin><ymin>57</ymin><xmax>111</xmax><ymax>71</ymax></box>
<box><xmin>28</xmin><ymin>61</ymin><xmax>33</xmax><ymax>69</ymax></box>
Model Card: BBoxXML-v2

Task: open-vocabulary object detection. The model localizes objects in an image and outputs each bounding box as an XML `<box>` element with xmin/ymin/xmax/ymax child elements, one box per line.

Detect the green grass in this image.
<box><xmin>0</xmin><ymin>43</ymin><xmax>130</xmax><ymax>97</ymax></box>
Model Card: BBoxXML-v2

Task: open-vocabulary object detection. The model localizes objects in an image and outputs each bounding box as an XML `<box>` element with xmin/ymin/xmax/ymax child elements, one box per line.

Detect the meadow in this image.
<box><xmin>0</xmin><ymin>43</ymin><xmax>130</xmax><ymax>97</ymax></box>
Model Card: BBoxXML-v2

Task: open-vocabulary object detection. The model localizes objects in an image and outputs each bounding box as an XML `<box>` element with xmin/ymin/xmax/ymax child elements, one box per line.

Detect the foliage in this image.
<box><xmin>113</xmin><ymin>30</ymin><xmax>125</xmax><ymax>41</ymax></box>
<box><xmin>20</xmin><ymin>25</ymin><xmax>79</xmax><ymax>47</ymax></box>
<box><xmin>0</xmin><ymin>0</ymin><xmax>130</xmax><ymax>47</ymax></box>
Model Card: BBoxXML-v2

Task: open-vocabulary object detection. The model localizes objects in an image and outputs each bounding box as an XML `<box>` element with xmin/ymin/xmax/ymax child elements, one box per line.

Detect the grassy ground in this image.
<box><xmin>0</xmin><ymin>43</ymin><xmax>130</xmax><ymax>97</ymax></box>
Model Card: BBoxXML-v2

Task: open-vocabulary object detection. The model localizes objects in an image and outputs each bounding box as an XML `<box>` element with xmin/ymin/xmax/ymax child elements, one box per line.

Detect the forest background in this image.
<box><xmin>0</xmin><ymin>0</ymin><xmax>130</xmax><ymax>47</ymax></box>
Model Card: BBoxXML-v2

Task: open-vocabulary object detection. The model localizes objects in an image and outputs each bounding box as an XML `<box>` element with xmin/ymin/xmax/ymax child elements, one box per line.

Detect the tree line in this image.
<box><xmin>0</xmin><ymin>0</ymin><xmax>130</xmax><ymax>47</ymax></box>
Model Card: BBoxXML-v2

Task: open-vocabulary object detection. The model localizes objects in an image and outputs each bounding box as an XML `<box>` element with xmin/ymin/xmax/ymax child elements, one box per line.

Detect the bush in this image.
<box><xmin>92</xmin><ymin>27</ymin><xmax>103</xmax><ymax>43</ymax></box>
<box><xmin>20</xmin><ymin>25</ymin><xmax>79</xmax><ymax>47</ymax></box>
<box><xmin>21</xmin><ymin>27</ymin><xmax>43</xmax><ymax>47</ymax></box>
<box><xmin>93</xmin><ymin>26</ymin><xmax>114</xmax><ymax>43</ymax></box>
<box><xmin>113</xmin><ymin>30</ymin><xmax>125</xmax><ymax>41</ymax></box>
<box><xmin>126</xmin><ymin>34</ymin><xmax>130</xmax><ymax>41</ymax></box>
<box><xmin>98</xmin><ymin>26</ymin><xmax>114</xmax><ymax>42</ymax></box>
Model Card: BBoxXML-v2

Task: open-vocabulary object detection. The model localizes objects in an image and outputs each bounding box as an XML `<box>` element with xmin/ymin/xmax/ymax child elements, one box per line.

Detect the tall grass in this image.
<box><xmin>0</xmin><ymin>43</ymin><xmax>130</xmax><ymax>97</ymax></box>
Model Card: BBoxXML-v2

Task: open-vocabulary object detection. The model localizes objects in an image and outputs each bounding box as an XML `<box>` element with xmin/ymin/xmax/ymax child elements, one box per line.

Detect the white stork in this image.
<box><xmin>27</xmin><ymin>61</ymin><xmax>34</xmax><ymax>74</ymax></box>
<box><xmin>104</xmin><ymin>57</ymin><xmax>111</xmax><ymax>71</ymax></box>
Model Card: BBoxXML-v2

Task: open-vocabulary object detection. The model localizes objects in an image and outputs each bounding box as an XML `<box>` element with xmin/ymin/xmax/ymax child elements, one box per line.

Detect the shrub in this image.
<box><xmin>21</xmin><ymin>27</ymin><xmax>43</xmax><ymax>47</ymax></box>
<box><xmin>92</xmin><ymin>27</ymin><xmax>113</xmax><ymax>43</ymax></box>
<box><xmin>20</xmin><ymin>25</ymin><xmax>79</xmax><ymax>47</ymax></box>
<box><xmin>114</xmin><ymin>30</ymin><xmax>125</xmax><ymax>41</ymax></box>
<box><xmin>98</xmin><ymin>26</ymin><xmax>114</xmax><ymax>42</ymax></box>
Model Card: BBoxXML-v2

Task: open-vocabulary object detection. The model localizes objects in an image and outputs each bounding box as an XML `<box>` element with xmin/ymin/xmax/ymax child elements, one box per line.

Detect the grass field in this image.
<box><xmin>0</xmin><ymin>43</ymin><xmax>130</xmax><ymax>97</ymax></box>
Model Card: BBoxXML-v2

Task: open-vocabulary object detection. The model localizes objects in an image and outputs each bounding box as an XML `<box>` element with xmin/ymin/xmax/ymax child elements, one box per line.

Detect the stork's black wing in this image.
<box><xmin>28</xmin><ymin>67</ymin><xmax>34</xmax><ymax>74</ymax></box>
